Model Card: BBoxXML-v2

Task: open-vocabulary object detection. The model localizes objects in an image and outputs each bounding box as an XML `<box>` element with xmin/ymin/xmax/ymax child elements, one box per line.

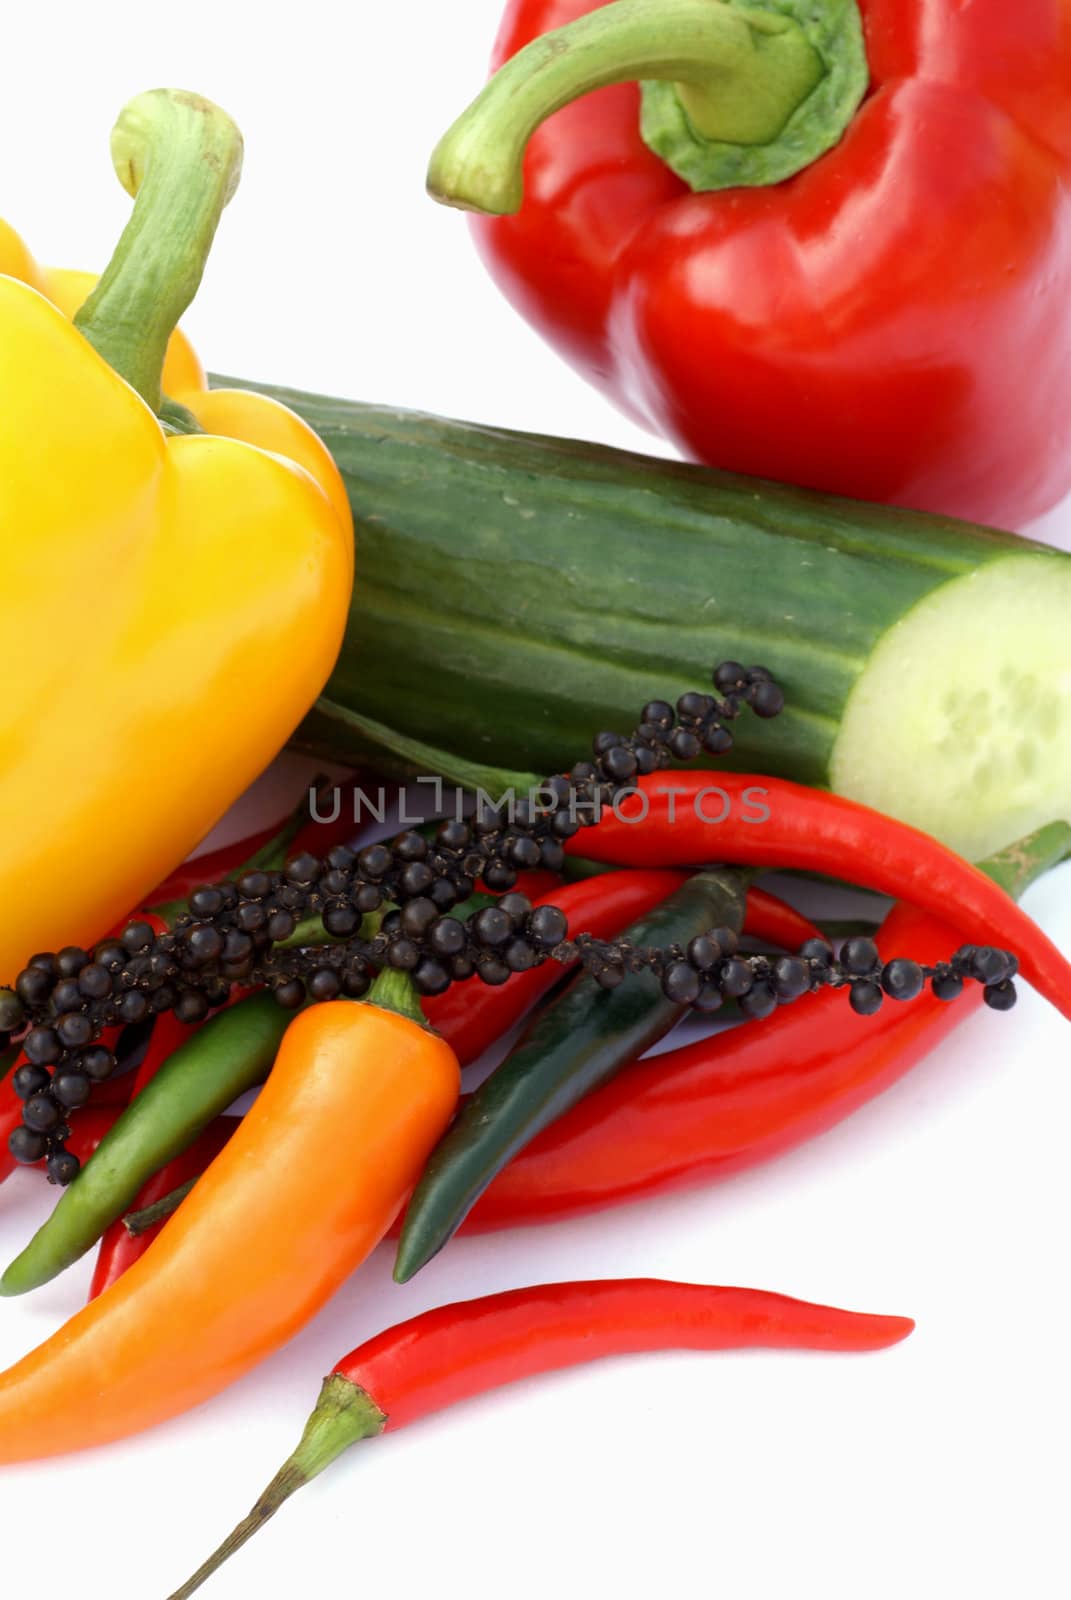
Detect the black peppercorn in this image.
<box><xmin>687</xmin><ymin>935</ymin><xmax>721</xmax><ymax>971</ymax></box>
<box><xmin>719</xmin><ymin>957</ymin><xmax>753</xmax><ymax>998</ymax></box>
<box><xmin>8</xmin><ymin>1125</ymin><xmax>48</xmax><ymax>1165</ymax></box>
<box><xmin>739</xmin><ymin>982</ymin><xmax>778</xmax><ymax>1020</ymax></box>
<box><xmin>46</xmin><ymin>1147</ymin><xmax>81</xmax><ymax>1186</ymax></box>
<box><xmin>662</xmin><ymin>961</ymin><xmax>700</xmax><ymax>1004</ymax></box>
<box><xmin>24</xmin><ymin>1027</ymin><xmax>62</xmax><ymax>1065</ymax></box>
<box><xmin>324</xmin><ymin>902</ymin><xmax>361</xmax><ymax>938</ymax></box>
<box><xmin>175</xmin><ymin>989</ymin><xmax>210</xmax><ymax>1025</ymax></box>
<box><xmin>841</xmin><ymin>937</ymin><xmax>880</xmax><ymax>977</ymax></box>
<box><xmin>527</xmin><ymin>905</ymin><xmax>566</xmax><ymax>949</ymax></box>
<box><xmin>24</xmin><ymin>1093</ymin><xmax>62</xmax><ymax>1133</ymax></box>
<box><xmin>78</xmin><ymin>962</ymin><xmax>113</xmax><ymax>999</ymax></box>
<box><xmin>81</xmin><ymin>1047</ymin><xmax>116</xmax><ymax>1081</ymax></box>
<box><xmin>472</xmin><ymin>907</ymin><xmax>513</xmax><ymax>948</ymax></box>
<box><xmin>881</xmin><ymin>959</ymin><xmax>924</xmax><ymax>1002</ymax></box>
<box><xmin>273</xmin><ymin>978</ymin><xmax>306</xmax><ymax>1009</ymax></box>
<box><xmin>56</xmin><ymin>947</ymin><xmax>89</xmax><ymax>979</ymax></box>
<box><xmin>931</xmin><ymin>970</ymin><xmax>964</xmax><ymax>1003</ymax></box>
<box><xmin>189</xmin><ymin>886</ymin><xmax>225</xmax><ymax>918</ymax></box>
<box><xmin>308</xmin><ymin>968</ymin><xmax>342</xmax><ymax>1002</ymax></box>
<box><xmin>772</xmin><ymin>957</ymin><xmax>811</xmax><ymax>1001</ymax></box>
<box><xmin>849</xmin><ymin>980</ymin><xmax>884</xmax><ymax>1016</ymax></box>
<box><xmin>399</xmin><ymin>861</ymin><xmax>435</xmax><ymax>898</ymax></box>
<box><xmin>122</xmin><ymin>922</ymin><xmax>155</xmax><ymax>954</ymax></box>
<box><xmin>983</xmin><ymin>981</ymin><xmax>1017</xmax><ymax>1012</ymax></box>
<box><xmin>412</xmin><ymin>958</ymin><xmax>452</xmax><ymax>997</ymax></box>
<box><xmin>12</xmin><ymin>1064</ymin><xmax>51</xmax><ymax>1101</ymax></box>
<box><xmin>52</xmin><ymin>1069</ymin><xmax>91</xmax><ymax>1109</ymax></box>
<box><xmin>57</xmin><ymin>1013</ymin><xmax>93</xmax><ymax>1048</ymax></box>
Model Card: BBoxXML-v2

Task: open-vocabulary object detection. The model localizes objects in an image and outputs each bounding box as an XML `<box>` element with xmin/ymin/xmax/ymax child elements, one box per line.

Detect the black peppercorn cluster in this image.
<box><xmin>560</xmin><ymin>660</ymin><xmax>784</xmax><ymax>825</ymax></box>
<box><xmin>567</xmin><ymin>927</ymin><xmax>1017</xmax><ymax>1020</ymax></box>
<box><xmin>799</xmin><ymin>935</ymin><xmax>1018</xmax><ymax>1017</ymax></box>
<box><xmin>0</xmin><ymin>661</ymin><xmax>1017</xmax><ymax>1186</ymax></box>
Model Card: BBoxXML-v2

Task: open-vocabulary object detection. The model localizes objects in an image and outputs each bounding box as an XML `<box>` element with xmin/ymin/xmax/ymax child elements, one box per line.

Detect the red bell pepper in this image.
<box><xmin>430</xmin><ymin>0</ymin><xmax>1071</xmax><ymax>527</ymax></box>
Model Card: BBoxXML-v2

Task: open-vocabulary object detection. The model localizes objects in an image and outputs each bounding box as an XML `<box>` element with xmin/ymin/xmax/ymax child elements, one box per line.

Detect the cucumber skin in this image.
<box><xmin>222</xmin><ymin>378</ymin><xmax>1058</xmax><ymax>786</ymax></box>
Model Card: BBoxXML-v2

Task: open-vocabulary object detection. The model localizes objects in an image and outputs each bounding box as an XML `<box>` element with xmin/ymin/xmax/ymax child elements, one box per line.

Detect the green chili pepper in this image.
<box><xmin>393</xmin><ymin>867</ymin><xmax>750</xmax><ymax>1283</ymax></box>
<box><xmin>0</xmin><ymin>993</ymin><xmax>290</xmax><ymax>1297</ymax></box>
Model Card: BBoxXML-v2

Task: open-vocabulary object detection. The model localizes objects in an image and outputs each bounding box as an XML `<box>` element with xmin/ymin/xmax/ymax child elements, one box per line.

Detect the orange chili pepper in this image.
<box><xmin>0</xmin><ymin>983</ymin><xmax>458</xmax><ymax>1463</ymax></box>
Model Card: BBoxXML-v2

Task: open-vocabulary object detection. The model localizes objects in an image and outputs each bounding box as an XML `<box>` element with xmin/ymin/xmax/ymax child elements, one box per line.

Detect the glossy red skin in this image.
<box><xmin>564</xmin><ymin>770</ymin><xmax>1071</xmax><ymax>1022</ymax></box>
<box><xmin>139</xmin><ymin>827</ymin><xmax>282</xmax><ymax>912</ymax></box>
<box><xmin>63</xmin><ymin>1108</ymin><xmax>123</xmax><ymax>1166</ymax></box>
<box><xmin>464</xmin><ymin>901</ymin><xmax>974</xmax><ymax>1229</ymax></box>
<box><xmin>475</xmin><ymin>0</ymin><xmax>1071</xmax><ymax>525</ymax></box>
<box><xmin>71</xmin><ymin>910</ymin><xmax>971</xmax><ymax>1251</ymax></box>
<box><xmin>75</xmin><ymin>872</ymin><xmax>812</xmax><ymax>1279</ymax></box>
<box><xmin>425</xmin><ymin>871</ymin><xmax>820</xmax><ymax>1062</ymax></box>
<box><xmin>423</xmin><ymin>869</ymin><xmax>688</xmax><ymax>1062</ymax></box>
<box><xmin>0</xmin><ymin>1098</ymin><xmax>122</xmax><ymax>1189</ymax></box>
<box><xmin>0</xmin><ymin>1025</ymin><xmax>131</xmax><ymax>1186</ymax></box>
<box><xmin>339</xmin><ymin>1279</ymin><xmax>913</xmax><ymax>1429</ymax></box>
<box><xmin>128</xmin><ymin>1009</ymin><xmax>199</xmax><ymax>1100</ymax></box>
<box><xmin>88</xmin><ymin>1115</ymin><xmax>241</xmax><ymax>1301</ymax></box>
<box><xmin>740</xmin><ymin>887</ymin><xmax>822</xmax><ymax>950</ymax></box>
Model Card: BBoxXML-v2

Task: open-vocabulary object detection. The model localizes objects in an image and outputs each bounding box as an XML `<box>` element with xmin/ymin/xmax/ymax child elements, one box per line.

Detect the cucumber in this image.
<box><xmin>224</xmin><ymin>378</ymin><xmax>1071</xmax><ymax>860</ymax></box>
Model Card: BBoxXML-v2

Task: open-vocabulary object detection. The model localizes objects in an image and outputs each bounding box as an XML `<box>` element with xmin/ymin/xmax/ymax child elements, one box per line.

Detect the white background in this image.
<box><xmin>2</xmin><ymin>6</ymin><xmax>1070</xmax><ymax>1597</ymax></box>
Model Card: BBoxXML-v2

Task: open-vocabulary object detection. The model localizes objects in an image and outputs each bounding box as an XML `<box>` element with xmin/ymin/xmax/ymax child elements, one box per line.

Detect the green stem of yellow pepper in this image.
<box><xmin>74</xmin><ymin>89</ymin><xmax>243</xmax><ymax>415</ymax></box>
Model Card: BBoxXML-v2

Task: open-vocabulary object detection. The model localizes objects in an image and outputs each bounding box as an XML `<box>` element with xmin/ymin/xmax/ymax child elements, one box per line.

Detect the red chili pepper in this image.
<box><xmin>566</xmin><ymin>772</ymin><xmax>1071</xmax><ymax>1022</ymax></box>
<box><xmin>128</xmin><ymin>1012</ymin><xmax>199</xmax><ymax>1099</ymax></box>
<box><xmin>741</xmin><ymin>887</ymin><xmax>822</xmax><ymax>951</ymax></box>
<box><xmin>1</xmin><ymin>1080</ymin><xmax>28</xmax><ymax>1186</ymax></box>
<box><xmin>463</xmin><ymin>900</ymin><xmax>974</xmax><ymax>1230</ymax></box>
<box><xmin>0</xmin><ymin>1099</ymin><xmax>121</xmax><ymax>1190</ymax></box>
<box><xmin>167</xmin><ymin>1278</ymin><xmax>913</xmax><ymax>1597</ymax></box>
<box><xmin>446</xmin><ymin>0</ymin><xmax>1071</xmax><ymax>526</ymax></box>
<box><xmin>64</xmin><ymin>1107</ymin><xmax>123</xmax><ymax>1168</ymax></box>
<box><xmin>89</xmin><ymin>1115</ymin><xmax>241</xmax><ymax>1300</ymax></box>
<box><xmin>478</xmin><ymin>867</ymin><xmax>562</xmax><ymax>900</ymax></box>
<box><xmin>424</xmin><ymin>869</ymin><xmax>687</xmax><ymax>1061</ymax></box>
<box><xmin>140</xmin><ymin>825</ymin><xmax>284</xmax><ymax>913</ymax></box>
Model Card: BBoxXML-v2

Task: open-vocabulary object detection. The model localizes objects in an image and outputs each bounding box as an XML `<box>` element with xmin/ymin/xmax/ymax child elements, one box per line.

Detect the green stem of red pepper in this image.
<box><xmin>428</xmin><ymin>0</ymin><xmax>867</xmax><ymax>211</ymax></box>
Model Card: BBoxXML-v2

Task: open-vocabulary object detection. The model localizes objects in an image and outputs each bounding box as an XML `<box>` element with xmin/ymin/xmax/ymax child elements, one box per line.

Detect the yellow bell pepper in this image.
<box><xmin>0</xmin><ymin>91</ymin><xmax>353</xmax><ymax>985</ymax></box>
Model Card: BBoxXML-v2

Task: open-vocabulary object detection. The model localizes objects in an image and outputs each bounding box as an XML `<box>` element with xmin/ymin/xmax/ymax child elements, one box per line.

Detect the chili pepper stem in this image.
<box><xmin>428</xmin><ymin>0</ymin><xmax>867</xmax><ymax>211</ymax></box>
<box><xmin>74</xmin><ymin>89</ymin><xmax>243</xmax><ymax>413</ymax></box>
<box><xmin>167</xmin><ymin>1374</ymin><xmax>386</xmax><ymax>1600</ymax></box>
<box><xmin>123</xmin><ymin>1176</ymin><xmax>196</xmax><ymax>1236</ymax></box>
<box><xmin>368</xmin><ymin>966</ymin><xmax>428</xmax><ymax>1027</ymax></box>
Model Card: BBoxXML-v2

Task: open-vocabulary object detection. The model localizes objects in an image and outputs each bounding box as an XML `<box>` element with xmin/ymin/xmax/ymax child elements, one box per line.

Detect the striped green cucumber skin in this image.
<box><xmin>225</xmin><ymin>380</ymin><xmax>1071</xmax><ymax>853</ymax></box>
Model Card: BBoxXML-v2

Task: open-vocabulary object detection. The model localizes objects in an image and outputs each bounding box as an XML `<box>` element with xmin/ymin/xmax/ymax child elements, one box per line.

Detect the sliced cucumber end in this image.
<box><xmin>830</xmin><ymin>553</ymin><xmax>1071</xmax><ymax>861</ymax></box>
